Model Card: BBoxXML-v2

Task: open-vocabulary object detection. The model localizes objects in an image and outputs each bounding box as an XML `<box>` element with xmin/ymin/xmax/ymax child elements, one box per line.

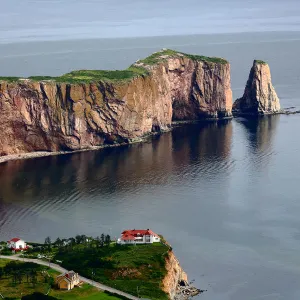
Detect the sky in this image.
<box><xmin>1</xmin><ymin>0</ymin><xmax>300</xmax><ymax>43</ymax></box>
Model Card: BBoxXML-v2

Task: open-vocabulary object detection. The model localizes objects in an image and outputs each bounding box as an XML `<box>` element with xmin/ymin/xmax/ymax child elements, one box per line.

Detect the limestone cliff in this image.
<box><xmin>163</xmin><ymin>251</ymin><xmax>188</xmax><ymax>299</ymax></box>
<box><xmin>233</xmin><ymin>60</ymin><xmax>280</xmax><ymax>115</ymax></box>
<box><xmin>162</xmin><ymin>250</ymin><xmax>200</xmax><ymax>299</ymax></box>
<box><xmin>0</xmin><ymin>49</ymin><xmax>232</xmax><ymax>156</ymax></box>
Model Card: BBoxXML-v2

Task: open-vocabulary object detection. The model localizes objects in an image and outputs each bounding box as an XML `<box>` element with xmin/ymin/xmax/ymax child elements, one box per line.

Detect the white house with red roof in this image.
<box><xmin>7</xmin><ymin>238</ymin><xmax>27</xmax><ymax>251</ymax></box>
<box><xmin>117</xmin><ymin>229</ymin><xmax>161</xmax><ymax>245</ymax></box>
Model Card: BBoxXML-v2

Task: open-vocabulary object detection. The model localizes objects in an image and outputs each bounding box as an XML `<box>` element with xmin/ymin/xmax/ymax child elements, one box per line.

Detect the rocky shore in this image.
<box><xmin>162</xmin><ymin>250</ymin><xmax>202</xmax><ymax>299</ymax></box>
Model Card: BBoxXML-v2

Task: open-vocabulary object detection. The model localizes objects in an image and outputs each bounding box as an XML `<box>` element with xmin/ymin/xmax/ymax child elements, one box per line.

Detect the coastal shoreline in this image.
<box><xmin>0</xmin><ymin>118</ymin><xmax>231</xmax><ymax>165</ymax></box>
<box><xmin>0</xmin><ymin>141</ymin><xmax>138</xmax><ymax>165</ymax></box>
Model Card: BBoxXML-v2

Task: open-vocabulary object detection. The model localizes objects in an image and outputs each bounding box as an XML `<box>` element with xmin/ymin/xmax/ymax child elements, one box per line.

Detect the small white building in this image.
<box><xmin>7</xmin><ymin>238</ymin><xmax>27</xmax><ymax>251</ymax></box>
<box><xmin>117</xmin><ymin>229</ymin><xmax>161</xmax><ymax>245</ymax></box>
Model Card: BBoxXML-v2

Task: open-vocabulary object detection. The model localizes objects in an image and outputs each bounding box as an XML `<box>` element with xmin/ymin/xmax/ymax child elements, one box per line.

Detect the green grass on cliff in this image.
<box><xmin>0</xmin><ymin>66</ymin><xmax>149</xmax><ymax>84</ymax></box>
<box><xmin>54</xmin><ymin>243</ymin><xmax>170</xmax><ymax>300</ymax></box>
<box><xmin>0</xmin><ymin>49</ymin><xmax>228</xmax><ymax>84</ymax></box>
<box><xmin>254</xmin><ymin>59</ymin><xmax>267</xmax><ymax>65</ymax></box>
<box><xmin>138</xmin><ymin>48</ymin><xmax>228</xmax><ymax>65</ymax></box>
<box><xmin>27</xmin><ymin>66</ymin><xmax>149</xmax><ymax>83</ymax></box>
<box><xmin>0</xmin><ymin>76</ymin><xmax>21</xmax><ymax>82</ymax></box>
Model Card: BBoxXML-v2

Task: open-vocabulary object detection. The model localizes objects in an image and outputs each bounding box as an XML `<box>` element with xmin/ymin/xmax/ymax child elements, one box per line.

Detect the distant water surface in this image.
<box><xmin>1</xmin><ymin>33</ymin><xmax>300</xmax><ymax>300</ymax></box>
<box><xmin>2</xmin><ymin>0</ymin><xmax>300</xmax><ymax>42</ymax></box>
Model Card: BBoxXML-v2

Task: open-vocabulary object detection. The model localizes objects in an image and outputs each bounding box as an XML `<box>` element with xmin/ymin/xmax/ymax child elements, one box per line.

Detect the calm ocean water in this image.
<box><xmin>1</xmin><ymin>31</ymin><xmax>300</xmax><ymax>300</ymax></box>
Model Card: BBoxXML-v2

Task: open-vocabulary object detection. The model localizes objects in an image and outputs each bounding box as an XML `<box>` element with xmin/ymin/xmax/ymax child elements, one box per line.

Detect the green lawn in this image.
<box><xmin>49</xmin><ymin>284</ymin><xmax>121</xmax><ymax>300</ymax></box>
<box><xmin>0</xmin><ymin>258</ymin><xmax>9</xmax><ymax>267</ymax></box>
<box><xmin>0</xmin><ymin>259</ymin><xmax>122</xmax><ymax>300</ymax></box>
<box><xmin>55</xmin><ymin>243</ymin><xmax>170</xmax><ymax>300</ymax></box>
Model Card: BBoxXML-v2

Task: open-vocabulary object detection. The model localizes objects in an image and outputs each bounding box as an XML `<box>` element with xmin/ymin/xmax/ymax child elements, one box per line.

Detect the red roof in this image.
<box><xmin>121</xmin><ymin>229</ymin><xmax>159</xmax><ymax>238</ymax></box>
<box><xmin>121</xmin><ymin>234</ymin><xmax>136</xmax><ymax>241</ymax></box>
<box><xmin>8</xmin><ymin>238</ymin><xmax>21</xmax><ymax>243</ymax></box>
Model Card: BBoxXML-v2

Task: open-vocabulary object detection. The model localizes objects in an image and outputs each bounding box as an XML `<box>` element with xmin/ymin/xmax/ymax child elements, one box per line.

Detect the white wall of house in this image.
<box><xmin>117</xmin><ymin>234</ymin><xmax>160</xmax><ymax>245</ymax></box>
<box><xmin>7</xmin><ymin>240</ymin><xmax>26</xmax><ymax>249</ymax></box>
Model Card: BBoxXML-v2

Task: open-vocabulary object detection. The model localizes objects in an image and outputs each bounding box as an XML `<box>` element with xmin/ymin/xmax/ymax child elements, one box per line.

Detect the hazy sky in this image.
<box><xmin>1</xmin><ymin>0</ymin><xmax>300</xmax><ymax>43</ymax></box>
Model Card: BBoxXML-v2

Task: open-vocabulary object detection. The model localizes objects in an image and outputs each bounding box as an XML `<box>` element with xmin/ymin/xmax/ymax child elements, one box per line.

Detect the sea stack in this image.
<box><xmin>233</xmin><ymin>60</ymin><xmax>280</xmax><ymax>115</ymax></box>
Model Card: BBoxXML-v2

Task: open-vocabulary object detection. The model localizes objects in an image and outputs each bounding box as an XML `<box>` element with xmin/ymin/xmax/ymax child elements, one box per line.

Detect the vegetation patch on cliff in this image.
<box><xmin>254</xmin><ymin>60</ymin><xmax>267</xmax><ymax>65</ymax></box>
<box><xmin>0</xmin><ymin>49</ymin><xmax>228</xmax><ymax>84</ymax></box>
<box><xmin>28</xmin><ymin>66</ymin><xmax>149</xmax><ymax>83</ymax></box>
<box><xmin>54</xmin><ymin>240</ymin><xmax>170</xmax><ymax>300</ymax></box>
<box><xmin>0</xmin><ymin>66</ymin><xmax>149</xmax><ymax>84</ymax></box>
<box><xmin>137</xmin><ymin>49</ymin><xmax>228</xmax><ymax>65</ymax></box>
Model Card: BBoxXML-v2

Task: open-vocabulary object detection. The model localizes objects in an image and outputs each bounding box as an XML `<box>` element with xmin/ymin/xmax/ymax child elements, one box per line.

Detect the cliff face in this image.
<box><xmin>0</xmin><ymin>49</ymin><xmax>232</xmax><ymax>156</ymax></box>
<box><xmin>162</xmin><ymin>251</ymin><xmax>188</xmax><ymax>299</ymax></box>
<box><xmin>233</xmin><ymin>60</ymin><xmax>280</xmax><ymax>115</ymax></box>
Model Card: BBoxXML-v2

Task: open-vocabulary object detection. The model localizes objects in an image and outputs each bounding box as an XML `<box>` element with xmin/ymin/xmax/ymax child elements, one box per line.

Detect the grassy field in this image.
<box><xmin>0</xmin><ymin>259</ymin><xmax>122</xmax><ymax>300</ymax></box>
<box><xmin>49</xmin><ymin>285</ymin><xmax>121</xmax><ymax>300</ymax></box>
<box><xmin>55</xmin><ymin>243</ymin><xmax>170</xmax><ymax>300</ymax></box>
<box><xmin>0</xmin><ymin>49</ymin><xmax>227</xmax><ymax>84</ymax></box>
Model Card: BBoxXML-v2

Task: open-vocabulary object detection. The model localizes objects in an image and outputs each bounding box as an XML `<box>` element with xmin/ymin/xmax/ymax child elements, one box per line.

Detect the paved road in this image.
<box><xmin>0</xmin><ymin>255</ymin><xmax>139</xmax><ymax>300</ymax></box>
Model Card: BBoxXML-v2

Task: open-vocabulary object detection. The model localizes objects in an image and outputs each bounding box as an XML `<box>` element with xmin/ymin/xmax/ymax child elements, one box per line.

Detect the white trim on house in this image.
<box><xmin>117</xmin><ymin>229</ymin><xmax>161</xmax><ymax>245</ymax></box>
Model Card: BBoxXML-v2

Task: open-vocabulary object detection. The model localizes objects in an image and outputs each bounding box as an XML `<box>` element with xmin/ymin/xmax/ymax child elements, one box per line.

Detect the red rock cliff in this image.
<box><xmin>0</xmin><ymin>49</ymin><xmax>232</xmax><ymax>156</ymax></box>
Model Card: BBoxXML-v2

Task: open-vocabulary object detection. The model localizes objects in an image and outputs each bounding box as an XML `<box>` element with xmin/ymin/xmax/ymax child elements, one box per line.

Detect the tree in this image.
<box><xmin>44</xmin><ymin>237</ymin><xmax>52</xmax><ymax>250</ymax></box>
<box><xmin>95</xmin><ymin>236</ymin><xmax>101</xmax><ymax>248</ymax></box>
<box><xmin>68</xmin><ymin>237</ymin><xmax>75</xmax><ymax>251</ymax></box>
<box><xmin>54</xmin><ymin>238</ymin><xmax>63</xmax><ymax>249</ymax></box>
<box><xmin>81</xmin><ymin>235</ymin><xmax>87</xmax><ymax>247</ymax></box>
<box><xmin>30</xmin><ymin>269</ymin><xmax>37</xmax><ymax>287</ymax></box>
<box><xmin>75</xmin><ymin>235</ymin><xmax>82</xmax><ymax>244</ymax></box>
<box><xmin>105</xmin><ymin>235</ymin><xmax>111</xmax><ymax>247</ymax></box>
<box><xmin>100</xmin><ymin>234</ymin><xmax>105</xmax><ymax>247</ymax></box>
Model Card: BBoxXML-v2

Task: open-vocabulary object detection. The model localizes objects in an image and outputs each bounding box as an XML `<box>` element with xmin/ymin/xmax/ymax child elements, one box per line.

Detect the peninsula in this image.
<box><xmin>1</xmin><ymin>233</ymin><xmax>201</xmax><ymax>300</ymax></box>
<box><xmin>0</xmin><ymin>49</ymin><xmax>232</xmax><ymax>158</ymax></box>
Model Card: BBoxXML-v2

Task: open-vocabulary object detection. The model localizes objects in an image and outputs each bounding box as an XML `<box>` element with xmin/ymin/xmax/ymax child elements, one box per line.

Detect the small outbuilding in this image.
<box><xmin>55</xmin><ymin>271</ymin><xmax>80</xmax><ymax>290</ymax></box>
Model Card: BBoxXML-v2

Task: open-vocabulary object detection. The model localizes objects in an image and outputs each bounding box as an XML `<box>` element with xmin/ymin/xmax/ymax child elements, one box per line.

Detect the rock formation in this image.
<box><xmin>0</xmin><ymin>49</ymin><xmax>232</xmax><ymax>156</ymax></box>
<box><xmin>162</xmin><ymin>250</ymin><xmax>201</xmax><ymax>299</ymax></box>
<box><xmin>233</xmin><ymin>60</ymin><xmax>280</xmax><ymax>115</ymax></box>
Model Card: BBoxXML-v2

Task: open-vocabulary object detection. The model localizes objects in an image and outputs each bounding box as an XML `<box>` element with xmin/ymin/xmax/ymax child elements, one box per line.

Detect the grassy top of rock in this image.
<box><xmin>0</xmin><ymin>66</ymin><xmax>149</xmax><ymax>84</ymax></box>
<box><xmin>138</xmin><ymin>48</ymin><xmax>228</xmax><ymax>65</ymax></box>
<box><xmin>0</xmin><ymin>49</ymin><xmax>228</xmax><ymax>84</ymax></box>
<box><xmin>254</xmin><ymin>59</ymin><xmax>268</xmax><ymax>65</ymax></box>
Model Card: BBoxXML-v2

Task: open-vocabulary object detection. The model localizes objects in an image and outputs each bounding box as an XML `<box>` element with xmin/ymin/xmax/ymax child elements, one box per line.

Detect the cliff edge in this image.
<box><xmin>0</xmin><ymin>49</ymin><xmax>232</xmax><ymax>156</ymax></box>
<box><xmin>233</xmin><ymin>60</ymin><xmax>280</xmax><ymax>115</ymax></box>
<box><xmin>163</xmin><ymin>250</ymin><xmax>200</xmax><ymax>299</ymax></box>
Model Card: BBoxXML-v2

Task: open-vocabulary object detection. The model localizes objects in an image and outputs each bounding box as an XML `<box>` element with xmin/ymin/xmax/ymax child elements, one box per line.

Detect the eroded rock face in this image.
<box><xmin>233</xmin><ymin>60</ymin><xmax>280</xmax><ymax>115</ymax></box>
<box><xmin>162</xmin><ymin>250</ymin><xmax>201</xmax><ymax>300</ymax></box>
<box><xmin>162</xmin><ymin>251</ymin><xmax>188</xmax><ymax>299</ymax></box>
<box><xmin>0</xmin><ymin>51</ymin><xmax>232</xmax><ymax>156</ymax></box>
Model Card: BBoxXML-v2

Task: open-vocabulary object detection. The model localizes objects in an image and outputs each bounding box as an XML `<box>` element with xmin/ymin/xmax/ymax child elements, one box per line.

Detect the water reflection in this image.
<box><xmin>235</xmin><ymin>115</ymin><xmax>279</xmax><ymax>172</ymax></box>
<box><xmin>0</xmin><ymin>121</ymin><xmax>233</xmax><ymax>241</ymax></box>
<box><xmin>238</xmin><ymin>115</ymin><xmax>279</xmax><ymax>153</ymax></box>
